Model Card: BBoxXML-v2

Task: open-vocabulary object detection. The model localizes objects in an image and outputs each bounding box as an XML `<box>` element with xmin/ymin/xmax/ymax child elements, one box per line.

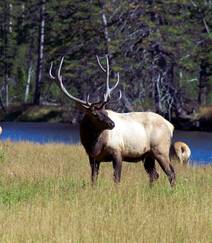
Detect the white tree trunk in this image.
<box><xmin>9</xmin><ymin>3</ymin><xmax>13</xmax><ymax>33</ymax></box>
<box><xmin>98</xmin><ymin>0</ymin><xmax>111</xmax><ymax>55</ymax></box>
<box><xmin>34</xmin><ymin>0</ymin><xmax>46</xmax><ymax>105</ymax></box>
<box><xmin>24</xmin><ymin>63</ymin><xmax>32</xmax><ymax>103</ymax></box>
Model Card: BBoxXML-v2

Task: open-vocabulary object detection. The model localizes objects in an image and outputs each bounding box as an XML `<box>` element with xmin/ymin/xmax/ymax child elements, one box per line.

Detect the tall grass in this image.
<box><xmin>0</xmin><ymin>141</ymin><xmax>211</xmax><ymax>242</ymax></box>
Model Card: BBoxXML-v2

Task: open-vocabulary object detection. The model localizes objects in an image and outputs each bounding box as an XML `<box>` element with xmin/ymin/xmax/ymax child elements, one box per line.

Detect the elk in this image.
<box><xmin>49</xmin><ymin>55</ymin><xmax>176</xmax><ymax>187</ymax></box>
<box><xmin>171</xmin><ymin>141</ymin><xmax>191</xmax><ymax>165</ymax></box>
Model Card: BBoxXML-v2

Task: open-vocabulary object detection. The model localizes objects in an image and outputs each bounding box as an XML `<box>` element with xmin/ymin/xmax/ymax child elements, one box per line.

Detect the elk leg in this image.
<box><xmin>143</xmin><ymin>155</ymin><xmax>159</xmax><ymax>186</ymax></box>
<box><xmin>89</xmin><ymin>156</ymin><xmax>100</xmax><ymax>185</ymax></box>
<box><xmin>112</xmin><ymin>154</ymin><xmax>122</xmax><ymax>183</ymax></box>
<box><xmin>154</xmin><ymin>153</ymin><xmax>176</xmax><ymax>187</ymax></box>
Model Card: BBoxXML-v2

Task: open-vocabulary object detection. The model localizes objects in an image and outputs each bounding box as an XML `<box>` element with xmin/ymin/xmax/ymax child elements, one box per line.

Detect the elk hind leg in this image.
<box><xmin>153</xmin><ymin>150</ymin><xmax>176</xmax><ymax>187</ymax></box>
<box><xmin>143</xmin><ymin>155</ymin><xmax>159</xmax><ymax>186</ymax></box>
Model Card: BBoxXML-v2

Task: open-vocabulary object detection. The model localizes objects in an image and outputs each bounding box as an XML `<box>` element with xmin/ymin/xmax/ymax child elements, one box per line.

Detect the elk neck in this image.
<box><xmin>80</xmin><ymin>114</ymin><xmax>108</xmax><ymax>157</ymax></box>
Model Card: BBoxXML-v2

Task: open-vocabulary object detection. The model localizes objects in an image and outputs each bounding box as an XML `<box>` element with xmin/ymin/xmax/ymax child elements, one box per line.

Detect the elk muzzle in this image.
<box><xmin>107</xmin><ymin>120</ymin><xmax>115</xmax><ymax>129</ymax></box>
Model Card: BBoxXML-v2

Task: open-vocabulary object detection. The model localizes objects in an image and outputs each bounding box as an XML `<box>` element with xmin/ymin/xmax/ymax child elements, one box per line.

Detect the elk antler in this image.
<box><xmin>49</xmin><ymin>55</ymin><xmax>121</xmax><ymax>110</ymax></box>
<box><xmin>96</xmin><ymin>55</ymin><xmax>121</xmax><ymax>106</ymax></box>
<box><xmin>49</xmin><ymin>57</ymin><xmax>92</xmax><ymax>108</ymax></box>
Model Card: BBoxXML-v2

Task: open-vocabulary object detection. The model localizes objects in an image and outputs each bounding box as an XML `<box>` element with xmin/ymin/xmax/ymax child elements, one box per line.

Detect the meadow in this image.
<box><xmin>0</xmin><ymin>141</ymin><xmax>211</xmax><ymax>243</ymax></box>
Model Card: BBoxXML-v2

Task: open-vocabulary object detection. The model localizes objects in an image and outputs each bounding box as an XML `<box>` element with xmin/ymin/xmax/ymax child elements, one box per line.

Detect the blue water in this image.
<box><xmin>0</xmin><ymin>122</ymin><xmax>211</xmax><ymax>165</ymax></box>
<box><xmin>173</xmin><ymin>130</ymin><xmax>212</xmax><ymax>165</ymax></box>
<box><xmin>0</xmin><ymin>122</ymin><xmax>80</xmax><ymax>144</ymax></box>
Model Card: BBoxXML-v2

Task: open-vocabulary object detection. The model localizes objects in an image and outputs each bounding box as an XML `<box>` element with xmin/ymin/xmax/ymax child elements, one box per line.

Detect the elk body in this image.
<box><xmin>171</xmin><ymin>141</ymin><xmax>191</xmax><ymax>165</ymax></box>
<box><xmin>50</xmin><ymin>56</ymin><xmax>176</xmax><ymax>187</ymax></box>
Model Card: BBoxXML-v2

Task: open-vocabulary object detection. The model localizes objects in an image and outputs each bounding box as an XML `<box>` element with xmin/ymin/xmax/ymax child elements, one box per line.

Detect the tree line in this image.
<box><xmin>0</xmin><ymin>0</ymin><xmax>212</xmax><ymax>121</ymax></box>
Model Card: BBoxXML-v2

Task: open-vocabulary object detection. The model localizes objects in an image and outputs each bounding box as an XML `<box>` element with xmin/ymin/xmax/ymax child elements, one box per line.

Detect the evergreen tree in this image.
<box><xmin>0</xmin><ymin>0</ymin><xmax>211</xmax><ymax>120</ymax></box>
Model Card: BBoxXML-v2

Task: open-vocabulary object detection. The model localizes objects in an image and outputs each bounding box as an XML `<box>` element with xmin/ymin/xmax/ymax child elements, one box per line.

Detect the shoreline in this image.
<box><xmin>0</xmin><ymin>104</ymin><xmax>211</xmax><ymax>132</ymax></box>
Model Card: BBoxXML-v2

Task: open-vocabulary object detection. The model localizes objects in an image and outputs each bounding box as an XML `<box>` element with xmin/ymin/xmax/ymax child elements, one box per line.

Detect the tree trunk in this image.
<box><xmin>3</xmin><ymin>2</ymin><xmax>10</xmax><ymax>107</ymax></box>
<box><xmin>25</xmin><ymin>38</ymin><xmax>33</xmax><ymax>103</ymax></box>
<box><xmin>9</xmin><ymin>3</ymin><xmax>13</xmax><ymax>33</ymax></box>
<box><xmin>122</xmin><ymin>91</ymin><xmax>134</xmax><ymax>112</ymax></box>
<box><xmin>198</xmin><ymin>59</ymin><xmax>208</xmax><ymax>106</ymax></box>
<box><xmin>154</xmin><ymin>73</ymin><xmax>162</xmax><ymax>113</ymax></box>
<box><xmin>98</xmin><ymin>0</ymin><xmax>111</xmax><ymax>55</ymax></box>
<box><xmin>25</xmin><ymin>63</ymin><xmax>32</xmax><ymax>103</ymax></box>
<box><xmin>34</xmin><ymin>0</ymin><xmax>46</xmax><ymax>105</ymax></box>
<box><xmin>4</xmin><ymin>74</ymin><xmax>9</xmax><ymax>107</ymax></box>
<box><xmin>0</xmin><ymin>96</ymin><xmax>6</xmax><ymax>113</ymax></box>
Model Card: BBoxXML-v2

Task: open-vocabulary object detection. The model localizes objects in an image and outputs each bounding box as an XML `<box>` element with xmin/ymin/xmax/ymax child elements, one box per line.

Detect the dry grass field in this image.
<box><xmin>0</xmin><ymin>141</ymin><xmax>211</xmax><ymax>243</ymax></box>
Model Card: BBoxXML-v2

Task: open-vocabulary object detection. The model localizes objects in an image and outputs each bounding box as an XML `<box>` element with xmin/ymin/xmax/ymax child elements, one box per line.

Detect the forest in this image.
<box><xmin>0</xmin><ymin>0</ymin><xmax>212</xmax><ymax>130</ymax></box>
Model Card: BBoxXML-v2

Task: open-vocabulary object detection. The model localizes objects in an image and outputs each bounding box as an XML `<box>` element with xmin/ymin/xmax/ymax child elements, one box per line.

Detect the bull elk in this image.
<box><xmin>50</xmin><ymin>55</ymin><xmax>176</xmax><ymax>187</ymax></box>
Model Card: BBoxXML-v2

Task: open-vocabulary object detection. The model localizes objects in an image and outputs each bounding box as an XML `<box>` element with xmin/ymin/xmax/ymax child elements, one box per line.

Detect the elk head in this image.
<box><xmin>49</xmin><ymin>55</ymin><xmax>121</xmax><ymax>131</ymax></box>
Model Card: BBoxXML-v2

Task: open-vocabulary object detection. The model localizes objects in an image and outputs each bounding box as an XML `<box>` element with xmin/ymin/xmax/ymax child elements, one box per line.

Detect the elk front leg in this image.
<box><xmin>89</xmin><ymin>156</ymin><xmax>100</xmax><ymax>186</ymax></box>
<box><xmin>112</xmin><ymin>153</ymin><xmax>122</xmax><ymax>183</ymax></box>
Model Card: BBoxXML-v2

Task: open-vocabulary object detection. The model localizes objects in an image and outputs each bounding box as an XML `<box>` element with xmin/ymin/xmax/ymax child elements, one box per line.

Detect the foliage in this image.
<box><xmin>0</xmin><ymin>104</ymin><xmax>68</xmax><ymax>122</ymax></box>
<box><xmin>0</xmin><ymin>0</ymin><xmax>211</xmax><ymax>119</ymax></box>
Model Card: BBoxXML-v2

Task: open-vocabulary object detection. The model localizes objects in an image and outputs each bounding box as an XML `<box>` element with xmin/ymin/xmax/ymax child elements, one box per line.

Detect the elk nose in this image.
<box><xmin>109</xmin><ymin>121</ymin><xmax>115</xmax><ymax>129</ymax></box>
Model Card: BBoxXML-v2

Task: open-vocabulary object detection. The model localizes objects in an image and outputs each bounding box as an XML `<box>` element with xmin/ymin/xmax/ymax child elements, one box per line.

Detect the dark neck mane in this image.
<box><xmin>80</xmin><ymin>115</ymin><xmax>105</xmax><ymax>156</ymax></box>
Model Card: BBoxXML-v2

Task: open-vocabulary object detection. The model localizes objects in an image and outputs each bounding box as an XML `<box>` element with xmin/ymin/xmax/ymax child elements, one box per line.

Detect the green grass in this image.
<box><xmin>0</xmin><ymin>141</ymin><xmax>211</xmax><ymax>242</ymax></box>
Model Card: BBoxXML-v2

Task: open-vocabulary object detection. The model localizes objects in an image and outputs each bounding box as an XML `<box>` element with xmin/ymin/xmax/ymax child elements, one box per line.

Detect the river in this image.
<box><xmin>0</xmin><ymin>122</ymin><xmax>211</xmax><ymax>165</ymax></box>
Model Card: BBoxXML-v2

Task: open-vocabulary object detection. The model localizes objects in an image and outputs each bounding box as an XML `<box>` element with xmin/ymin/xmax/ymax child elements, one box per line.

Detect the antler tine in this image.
<box><xmin>49</xmin><ymin>57</ymin><xmax>91</xmax><ymax>108</ymax></box>
<box><xmin>110</xmin><ymin>72</ymin><xmax>120</xmax><ymax>93</ymax></box>
<box><xmin>105</xmin><ymin>55</ymin><xmax>110</xmax><ymax>101</ymax></box>
<box><xmin>96</xmin><ymin>55</ymin><xmax>121</xmax><ymax>105</ymax></box>
<box><xmin>96</xmin><ymin>55</ymin><xmax>106</xmax><ymax>72</ymax></box>
<box><xmin>49</xmin><ymin>62</ymin><xmax>55</xmax><ymax>79</ymax></box>
<box><xmin>57</xmin><ymin>56</ymin><xmax>65</xmax><ymax>81</ymax></box>
<box><xmin>104</xmin><ymin>70</ymin><xmax>120</xmax><ymax>103</ymax></box>
<box><xmin>97</xmin><ymin>89</ymin><xmax>122</xmax><ymax>110</ymax></box>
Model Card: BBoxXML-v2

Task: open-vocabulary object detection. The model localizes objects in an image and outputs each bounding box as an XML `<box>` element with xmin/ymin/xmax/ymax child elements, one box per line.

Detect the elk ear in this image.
<box><xmin>76</xmin><ymin>103</ymin><xmax>89</xmax><ymax>112</ymax></box>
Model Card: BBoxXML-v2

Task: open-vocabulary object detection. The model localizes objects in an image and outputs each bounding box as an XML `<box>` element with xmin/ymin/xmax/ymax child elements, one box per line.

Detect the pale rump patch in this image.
<box><xmin>173</xmin><ymin>141</ymin><xmax>191</xmax><ymax>165</ymax></box>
